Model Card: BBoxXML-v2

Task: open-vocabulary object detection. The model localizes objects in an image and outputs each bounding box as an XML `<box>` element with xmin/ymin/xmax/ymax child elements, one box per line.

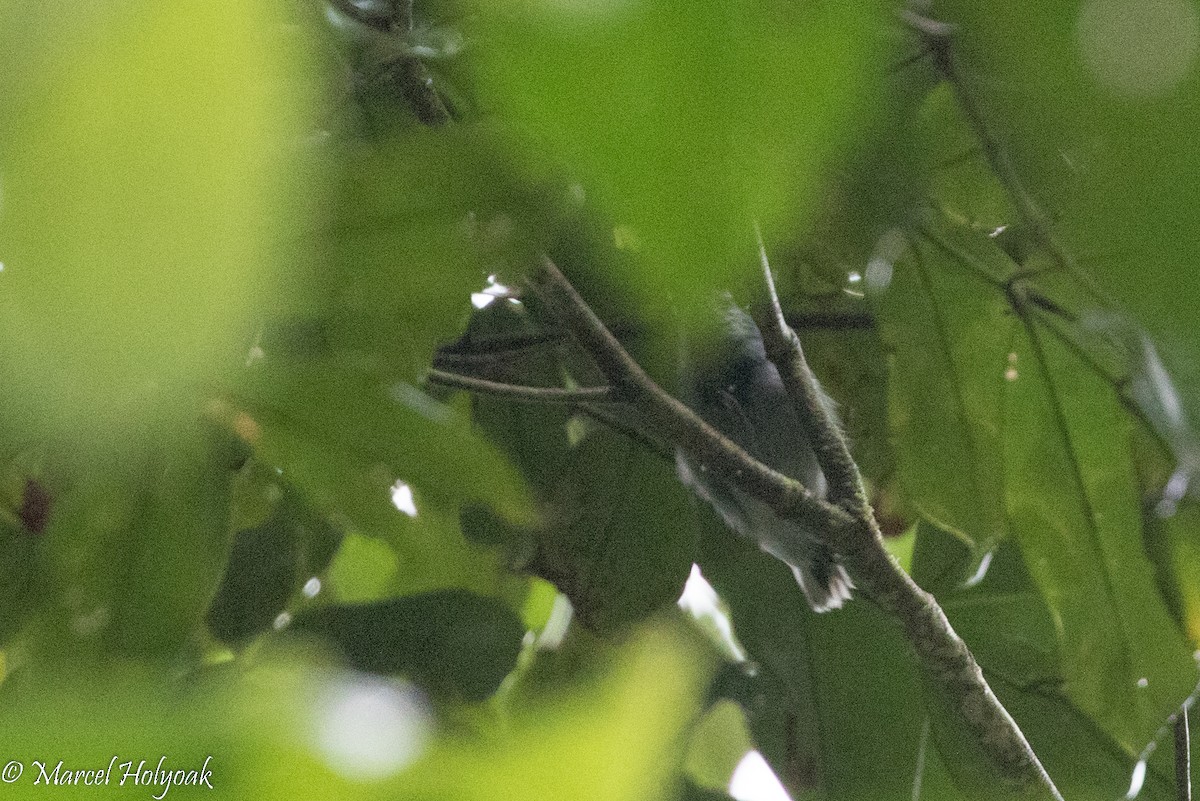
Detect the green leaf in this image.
<box><xmin>471</xmin><ymin>0</ymin><xmax>884</xmax><ymax>317</ymax></box>
<box><xmin>237</xmin><ymin>359</ymin><xmax>532</xmax><ymax>529</ymax></box>
<box><xmin>392</xmin><ymin>620</ymin><xmax>714</xmax><ymax>801</ymax></box>
<box><xmin>872</xmin><ymin>219</ymin><xmax>1014</xmax><ymax>553</ymax></box>
<box><xmin>527</xmin><ymin>426</ymin><xmax>696</xmax><ymax>632</ymax></box>
<box><xmin>684</xmin><ymin>699</ymin><xmax>755</xmax><ymax>792</ymax></box>
<box><xmin>0</xmin><ymin>518</ymin><xmax>43</xmax><ymax>644</ymax></box>
<box><xmin>912</xmin><ymin>522</ymin><xmax>1062</xmax><ymax>691</ymax></box>
<box><xmin>1003</xmin><ymin>323</ymin><xmax>1197</xmax><ymax>751</ymax></box>
<box><xmin>929</xmin><ymin>0</ymin><xmax>1200</xmax><ymax>467</ymax></box>
<box><xmin>289</xmin><ymin>590</ymin><xmax>525</xmax><ymax>702</ymax></box>
<box><xmin>0</xmin><ymin>621</ymin><xmax>709</xmax><ymax>800</ymax></box>
<box><xmin>695</xmin><ymin>507</ymin><xmax>962</xmax><ymax>801</ymax></box>
<box><xmin>994</xmin><ymin>677</ymin><xmax>1180</xmax><ymax>801</ymax></box>
<box><xmin>315</xmin><ymin>131</ymin><xmax>536</xmax><ymax>379</ymax></box>
<box><xmin>38</xmin><ymin>421</ymin><xmax>240</xmax><ymax>659</ymax></box>
<box><xmin>0</xmin><ymin>663</ymin><xmax>353</xmax><ymax>800</ymax></box>
<box><xmin>207</xmin><ymin>484</ymin><xmax>344</xmax><ymax>646</ymax></box>
<box><xmin>916</xmin><ymin>84</ymin><xmax>1013</xmax><ymax>233</ymax></box>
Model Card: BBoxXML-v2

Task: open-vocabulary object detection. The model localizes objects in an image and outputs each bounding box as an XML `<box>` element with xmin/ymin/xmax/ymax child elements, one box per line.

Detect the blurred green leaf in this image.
<box><xmin>0</xmin><ymin>0</ymin><xmax>308</xmax><ymax>449</ymax></box>
<box><xmin>471</xmin><ymin>0</ymin><xmax>884</xmax><ymax>318</ymax></box>
<box><xmin>313</xmin><ymin>131</ymin><xmax>539</xmax><ymax>379</ymax></box>
<box><xmin>460</xmin><ymin>298</ymin><xmax>578</xmax><ymax>494</ymax></box>
<box><xmin>684</xmin><ymin>699</ymin><xmax>754</xmax><ymax>792</ymax></box>
<box><xmin>34</xmin><ymin>421</ymin><xmax>240</xmax><ymax>660</ymax></box>
<box><xmin>0</xmin><ymin>519</ymin><xmax>43</xmax><ymax>645</ymax></box>
<box><xmin>680</xmin><ymin>782</ymin><xmax>737</xmax><ymax>801</ymax></box>
<box><xmin>323</xmin><ymin>532</ymin><xmax>401</xmax><ymax>603</ymax></box>
<box><xmin>0</xmin><ymin>663</ymin><xmax>351</xmax><ymax>800</ymax></box>
<box><xmin>0</xmin><ymin>621</ymin><xmax>709</xmax><ymax>800</ymax></box>
<box><xmin>237</xmin><ymin>358</ymin><xmax>532</xmax><ymax>529</ymax></box>
<box><xmin>393</xmin><ymin>620</ymin><xmax>713</xmax><ymax>801</ymax></box>
<box><xmin>207</xmin><ymin>484</ymin><xmax>343</xmax><ymax>646</ymax></box>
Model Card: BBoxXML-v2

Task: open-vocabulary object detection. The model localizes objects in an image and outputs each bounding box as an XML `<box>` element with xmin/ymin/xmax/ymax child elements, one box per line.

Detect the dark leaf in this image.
<box><xmin>289</xmin><ymin>589</ymin><xmax>524</xmax><ymax>701</ymax></box>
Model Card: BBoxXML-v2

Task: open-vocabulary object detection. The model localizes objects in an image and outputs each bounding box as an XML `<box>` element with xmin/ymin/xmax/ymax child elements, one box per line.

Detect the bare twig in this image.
<box><xmin>576</xmin><ymin>403</ymin><xmax>675</xmax><ymax>463</ymax></box>
<box><xmin>433</xmin><ymin>331</ymin><xmax>568</xmax><ymax>370</ymax></box>
<box><xmin>426</xmin><ymin>369</ymin><xmax>618</xmax><ymax>404</ymax></box>
<box><xmin>753</xmin><ymin>228</ymin><xmax>867</xmax><ymax>511</ymax></box>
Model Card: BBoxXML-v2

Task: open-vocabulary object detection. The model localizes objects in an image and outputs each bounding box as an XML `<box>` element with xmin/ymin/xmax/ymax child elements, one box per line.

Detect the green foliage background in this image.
<box><xmin>0</xmin><ymin>0</ymin><xmax>1198</xmax><ymax>799</ymax></box>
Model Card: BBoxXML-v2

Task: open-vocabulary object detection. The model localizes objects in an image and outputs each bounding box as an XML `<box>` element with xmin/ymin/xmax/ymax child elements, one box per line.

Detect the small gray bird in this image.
<box><xmin>677</xmin><ymin>296</ymin><xmax>853</xmax><ymax>612</ymax></box>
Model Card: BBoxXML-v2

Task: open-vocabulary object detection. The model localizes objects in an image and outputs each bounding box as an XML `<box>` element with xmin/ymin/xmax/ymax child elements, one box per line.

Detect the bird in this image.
<box><xmin>676</xmin><ymin>295</ymin><xmax>853</xmax><ymax>612</ymax></box>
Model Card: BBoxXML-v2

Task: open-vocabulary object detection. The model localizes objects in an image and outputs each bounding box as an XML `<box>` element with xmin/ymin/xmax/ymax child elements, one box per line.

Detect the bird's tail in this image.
<box><xmin>789</xmin><ymin>551</ymin><xmax>854</xmax><ymax>613</ymax></box>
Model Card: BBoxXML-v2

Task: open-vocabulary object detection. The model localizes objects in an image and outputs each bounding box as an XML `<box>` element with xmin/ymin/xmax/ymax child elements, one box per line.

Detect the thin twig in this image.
<box><xmin>435</xmin><ymin>330</ymin><xmax>567</xmax><ymax>364</ymax></box>
<box><xmin>1177</xmin><ymin>705</ymin><xmax>1192</xmax><ymax>801</ymax></box>
<box><xmin>577</xmin><ymin>403</ymin><xmax>675</xmax><ymax>463</ymax></box>
<box><xmin>426</xmin><ymin>369</ymin><xmax>618</xmax><ymax>404</ymax></box>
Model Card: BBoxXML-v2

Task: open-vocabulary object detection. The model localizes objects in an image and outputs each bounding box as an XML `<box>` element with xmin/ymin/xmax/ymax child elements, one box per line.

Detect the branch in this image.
<box><xmin>577</xmin><ymin>403</ymin><xmax>676</xmax><ymax>463</ymax></box>
<box><xmin>426</xmin><ymin>369</ymin><xmax>618</xmax><ymax>405</ymax></box>
<box><xmin>522</xmin><ymin>252</ymin><xmax>1060</xmax><ymax>798</ymax></box>
<box><xmin>434</xmin><ymin>331</ymin><xmax>567</xmax><ymax>371</ymax></box>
